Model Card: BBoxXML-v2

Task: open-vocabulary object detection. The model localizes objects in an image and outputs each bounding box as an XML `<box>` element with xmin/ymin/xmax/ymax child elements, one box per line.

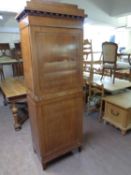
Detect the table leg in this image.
<box><xmin>121</xmin><ymin>130</ymin><xmax>126</xmax><ymax>136</ymax></box>
<box><xmin>0</xmin><ymin>88</ymin><xmax>8</xmax><ymax>106</ymax></box>
<box><xmin>11</xmin><ymin>103</ymin><xmax>21</xmax><ymax>131</ymax></box>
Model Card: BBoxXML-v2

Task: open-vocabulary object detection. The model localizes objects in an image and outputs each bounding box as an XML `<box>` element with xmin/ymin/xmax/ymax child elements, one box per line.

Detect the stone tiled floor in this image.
<box><xmin>0</xmin><ymin>98</ymin><xmax>131</xmax><ymax>175</ymax></box>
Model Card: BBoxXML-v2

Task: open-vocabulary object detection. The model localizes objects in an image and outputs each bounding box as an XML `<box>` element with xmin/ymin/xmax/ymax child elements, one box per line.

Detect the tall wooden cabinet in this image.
<box><xmin>17</xmin><ymin>0</ymin><xmax>86</xmax><ymax>169</ymax></box>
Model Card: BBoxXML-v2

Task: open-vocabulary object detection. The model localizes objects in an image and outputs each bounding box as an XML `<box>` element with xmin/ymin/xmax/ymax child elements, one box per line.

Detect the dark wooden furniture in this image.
<box><xmin>17</xmin><ymin>0</ymin><xmax>85</xmax><ymax>169</ymax></box>
<box><xmin>0</xmin><ymin>77</ymin><xmax>27</xmax><ymax>130</ymax></box>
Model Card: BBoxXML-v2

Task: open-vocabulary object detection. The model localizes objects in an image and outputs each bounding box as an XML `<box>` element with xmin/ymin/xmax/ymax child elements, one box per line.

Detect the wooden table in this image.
<box><xmin>84</xmin><ymin>73</ymin><xmax>131</xmax><ymax>93</ymax></box>
<box><xmin>117</xmin><ymin>53</ymin><xmax>131</xmax><ymax>63</ymax></box>
<box><xmin>0</xmin><ymin>77</ymin><xmax>27</xmax><ymax>130</ymax></box>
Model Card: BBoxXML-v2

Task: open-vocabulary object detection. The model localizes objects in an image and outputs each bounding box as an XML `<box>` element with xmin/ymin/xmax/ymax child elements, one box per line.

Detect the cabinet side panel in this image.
<box><xmin>20</xmin><ymin>27</ymin><xmax>34</xmax><ymax>92</ymax></box>
<box><xmin>27</xmin><ymin>95</ymin><xmax>41</xmax><ymax>159</ymax></box>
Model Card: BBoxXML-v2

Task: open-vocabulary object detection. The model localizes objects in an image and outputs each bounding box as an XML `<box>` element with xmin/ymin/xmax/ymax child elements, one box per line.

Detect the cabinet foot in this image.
<box><xmin>78</xmin><ymin>146</ymin><xmax>82</xmax><ymax>152</ymax></box>
<box><xmin>33</xmin><ymin>148</ymin><xmax>37</xmax><ymax>154</ymax></box>
<box><xmin>42</xmin><ymin>163</ymin><xmax>47</xmax><ymax>170</ymax></box>
<box><xmin>15</xmin><ymin>125</ymin><xmax>21</xmax><ymax>131</ymax></box>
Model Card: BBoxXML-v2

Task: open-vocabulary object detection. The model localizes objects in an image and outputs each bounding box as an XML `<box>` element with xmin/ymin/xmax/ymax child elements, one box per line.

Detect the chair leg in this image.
<box><xmin>100</xmin><ymin>68</ymin><xmax>104</xmax><ymax>81</ymax></box>
<box><xmin>113</xmin><ymin>69</ymin><xmax>115</xmax><ymax>84</ymax></box>
<box><xmin>0</xmin><ymin>67</ymin><xmax>5</xmax><ymax>80</ymax></box>
<box><xmin>129</xmin><ymin>69</ymin><xmax>131</xmax><ymax>81</ymax></box>
<box><xmin>98</xmin><ymin>100</ymin><xmax>103</xmax><ymax>122</ymax></box>
<box><xmin>1</xmin><ymin>70</ymin><xmax>5</xmax><ymax>80</ymax></box>
<box><xmin>110</xmin><ymin>69</ymin><xmax>112</xmax><ymax>77</ymax></box>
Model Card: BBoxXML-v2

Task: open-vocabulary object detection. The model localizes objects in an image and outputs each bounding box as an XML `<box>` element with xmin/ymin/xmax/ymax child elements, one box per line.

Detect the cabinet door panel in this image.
<box><xmin>40</xmin><ymin>96</ymin><xmax>83</xmax><ymax>154</ymax></box>
<box><xmin>31</xmin><ymin>27</ymin><xmax>83</xmax><ymax>95</ymax></box>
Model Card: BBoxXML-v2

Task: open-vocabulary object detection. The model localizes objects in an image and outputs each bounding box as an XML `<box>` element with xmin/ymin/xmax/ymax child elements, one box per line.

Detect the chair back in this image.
<box><xmin>0</xmin><ymin>43</ymin><xmax>11</xmax><ymax>57</ymax></box>
<box><xmin>14</xmin><ymin>42</ymin><xmax>22</xmax><ymax>59</ymax></box>
<box><xmin>102</xmin><ymin>42</ymin><xmax>118</xmax><ymax>63</ymax></box>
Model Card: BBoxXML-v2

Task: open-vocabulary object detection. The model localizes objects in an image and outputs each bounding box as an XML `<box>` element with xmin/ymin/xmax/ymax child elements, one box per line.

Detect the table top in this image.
<box><xmin>0</xmin><ymin>77</ymin><xmax>26</xmax><ymax>101</ymax></box>
<box><xmin>0</xmin><ymin>56</ymin><xmax>23</xmax><ymax>65</ymax></box>
<box><xmin>103</xmin><ymin>90</ymin><xmax>131</xmax><ymax>109</ymax></box>
<box><xmin>84</xmin><ymin>73</ymin><xmax>131</xmax><ymax>92</ymax></box>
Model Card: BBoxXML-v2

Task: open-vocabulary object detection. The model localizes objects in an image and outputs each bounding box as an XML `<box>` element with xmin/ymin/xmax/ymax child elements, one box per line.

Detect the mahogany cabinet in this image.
<box><xmin>17</xmin><ymin>0</ymin><xmax>86</xmax><ymax>169</ymax></box>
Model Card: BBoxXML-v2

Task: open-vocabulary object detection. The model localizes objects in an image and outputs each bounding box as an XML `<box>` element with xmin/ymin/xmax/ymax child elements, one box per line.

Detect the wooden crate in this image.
<box><xmin>103</xmin><ymin>91</ymin><xmax>131</xmax><ymax>135</ymax></box>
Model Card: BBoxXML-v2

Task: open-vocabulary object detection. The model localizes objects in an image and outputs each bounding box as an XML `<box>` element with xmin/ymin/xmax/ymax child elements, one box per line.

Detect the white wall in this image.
<box><xmin>0</xmin><ymin>32</ymin><xmax>20</xmax><ymax>48</ymax></box>
<box><xmin>126</xmin><ymin>31</ymin><xmax>131</xmax><ymax>53</ymax></box>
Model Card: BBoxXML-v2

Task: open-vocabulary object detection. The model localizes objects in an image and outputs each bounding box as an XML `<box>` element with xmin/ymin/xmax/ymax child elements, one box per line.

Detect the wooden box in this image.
<box><xmin>103</xmin><ymin>91</ymin><xmax>131</xmax><ymax>135</ymax></box>
<box><xmin>16</xmin><ymin>0</ymin><xmax>85</xmax><ymax>169</ymax></box>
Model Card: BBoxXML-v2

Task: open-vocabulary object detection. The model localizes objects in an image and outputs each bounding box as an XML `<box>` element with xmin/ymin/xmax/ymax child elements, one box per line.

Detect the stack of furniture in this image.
<box><xmin>17</xmin><ymin>0</ymin><xmax>85</xmax><ymax>169</ymax></box>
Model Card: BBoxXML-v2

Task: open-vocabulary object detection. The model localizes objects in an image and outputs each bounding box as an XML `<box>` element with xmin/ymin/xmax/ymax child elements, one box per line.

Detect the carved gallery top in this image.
<box><xmin>16</xmin><ymin>0</ymin><xmax>87</xmax><ymax>21</ymax></box>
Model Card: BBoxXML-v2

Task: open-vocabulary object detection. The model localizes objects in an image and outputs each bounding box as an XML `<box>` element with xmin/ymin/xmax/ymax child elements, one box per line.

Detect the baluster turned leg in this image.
<box><xmin>11</xmin><ymin>103</ymin><xmax>21</xmax><ymax>131</ymax></box>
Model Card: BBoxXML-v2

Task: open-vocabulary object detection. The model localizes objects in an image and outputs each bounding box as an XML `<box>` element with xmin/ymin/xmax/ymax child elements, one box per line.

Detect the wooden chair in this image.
<box><xmin>83</xmin><ymin>39</ymin><xmax>102</xmax><ymax>79</ymax></box>
<box><xmin>101</xmin><ymin>42</ymin><xmax>131</xmax><ymax>83</ymax></box>
<box><xmin>87</xmin><ymin>82</ymin><xmax>104</xmax><ymax>121</ymax></box>
<box><xmin>83</xmin><ymin>39</ymin><xmax>94</xmax><ymax>82</ymax></box>
<box><xmin>11</xmin><ymin>43</ymin><xmax>23</xmax><ymax>76</ymax></box>
<box><xmin>14</xmin><ymin>43</ymin><xmax>22</xmax><ymax>59</ymax></box>
<box><xmin>83</xmin><ymin>39</ymin><xmax>93</xmax><ymax>71</ymax></box>
<box><xmin>0</xmin><ymin>43</ymin><xmax>11</xmax><ymax>80</ymax></box>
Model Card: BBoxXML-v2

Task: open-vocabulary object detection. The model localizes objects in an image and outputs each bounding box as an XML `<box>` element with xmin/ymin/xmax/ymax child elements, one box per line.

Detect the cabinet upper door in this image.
<box><xmin>29</xmin><ymin>26</ymin><xmax>83</xmax><ymax>97</ymax></box>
